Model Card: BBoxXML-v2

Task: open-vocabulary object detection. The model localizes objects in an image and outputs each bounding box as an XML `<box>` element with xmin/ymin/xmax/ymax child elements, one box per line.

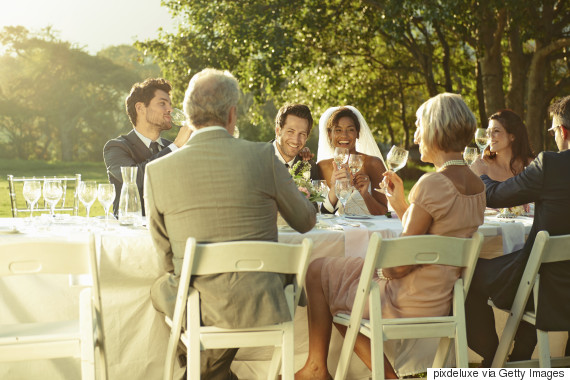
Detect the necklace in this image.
<box><xmin>438</xmin><ymin>159</ymin><xmax>467</xmax><ymax>171</ymax></box>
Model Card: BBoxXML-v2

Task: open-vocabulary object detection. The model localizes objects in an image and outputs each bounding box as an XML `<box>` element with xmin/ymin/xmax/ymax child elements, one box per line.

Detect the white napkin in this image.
<box><xmin>341</xmin><ymin>224</ymin><xmax>370</xmax><ymax>258</ymax></box>
<box><xmin>499</xmin><ymin>221</ymin><xmax>526</xmax><ymax>254</ymax></box>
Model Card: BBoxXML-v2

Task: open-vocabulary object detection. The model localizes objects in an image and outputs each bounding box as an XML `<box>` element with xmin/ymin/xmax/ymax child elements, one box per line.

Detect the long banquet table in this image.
<box><xmin>0</xmin><ymin>214</ymin><xmax>565</xmax><ymax>379</ymax></box>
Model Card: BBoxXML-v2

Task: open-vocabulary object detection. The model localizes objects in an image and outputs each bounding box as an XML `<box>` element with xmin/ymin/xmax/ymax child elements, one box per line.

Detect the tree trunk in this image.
<box><xmin>478</xmin><ymin>8</ymin><xmax>506</xmax><ymax>116</ymax></box>
<box><xmin>475</xmin><ymin>60</ymin><xmax>487</xmax><ymax>127</ymax></box>
<box><xmin>434</xmin><ymin>22</ymin><xmax>453</xmax><ymax>93</ymax></box>
<box><xmin>525</xmin><ymin>37</ymin><xmax>570</xmax><ymax>152</ymax></box>
<box><xmin>397</xmin><ymin>76</ymin><xmax>410</xmax><ymax>148</ymax></box>
<box><xmin>506</xmin><ymin>26</ymin><xmax>527</xmax><ymax>118</ymax></box>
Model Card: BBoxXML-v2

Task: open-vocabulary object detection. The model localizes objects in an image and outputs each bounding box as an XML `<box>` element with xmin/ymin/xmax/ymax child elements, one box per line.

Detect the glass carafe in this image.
<box><xmin>118</xmin><ymin>166</ymin><xmax>142</xmax><ymax>226</ymax></box>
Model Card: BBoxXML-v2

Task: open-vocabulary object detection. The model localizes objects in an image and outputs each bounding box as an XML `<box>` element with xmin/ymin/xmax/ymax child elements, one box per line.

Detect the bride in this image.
<box><xmin>317</xmin><ymin>106</ymin><xmax>388</xmax><ymax>215</ymax></box>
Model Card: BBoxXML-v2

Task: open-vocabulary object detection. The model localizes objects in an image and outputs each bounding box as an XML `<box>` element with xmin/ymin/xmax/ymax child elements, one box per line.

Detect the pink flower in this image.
<box><xmin>298</xmin><ymin>187</ymin><xmax>310</xmax><ymax>199</ymax></box>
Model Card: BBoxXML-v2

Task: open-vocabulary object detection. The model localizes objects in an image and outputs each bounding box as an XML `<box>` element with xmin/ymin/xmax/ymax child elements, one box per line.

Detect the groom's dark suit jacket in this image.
<box><xmin>480</xmin><ymin>150</ymin><xmax>570</xmax><ymax>330</ymax></box>
<box><xmin>103</xmin><ymin>129</ymin><xmax>172</xmax><ymax>216</ymax></box>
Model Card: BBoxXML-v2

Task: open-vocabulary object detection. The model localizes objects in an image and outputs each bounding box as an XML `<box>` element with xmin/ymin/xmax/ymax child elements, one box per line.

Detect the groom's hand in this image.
<box><xmin>299</xmin><ymin>147</ymin><xmax>314</xmax><ymax>161</ymax></box>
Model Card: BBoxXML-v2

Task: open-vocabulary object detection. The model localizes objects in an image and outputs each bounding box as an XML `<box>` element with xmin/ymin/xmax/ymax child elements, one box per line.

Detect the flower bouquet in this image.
<box><xmin>289</xmin><ymin>161</ymin><xmax>325</xmax><ymax>203</ymax></box>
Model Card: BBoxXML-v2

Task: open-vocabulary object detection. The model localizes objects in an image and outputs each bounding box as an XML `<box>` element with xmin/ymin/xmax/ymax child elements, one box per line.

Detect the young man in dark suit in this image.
<box><xmin>467</xmin><ymin>95</ymin><xmax>570</xmax><ymax>366</ymax></box>
<box><xmin>273</xmin><ymin>103</ymin><xmax>320</xmax><ymax>179</ymax></box>
<box><xmin>103</xmin><ymin>78</ymin><xmax>192</xmax><ymax>216</ymax></box>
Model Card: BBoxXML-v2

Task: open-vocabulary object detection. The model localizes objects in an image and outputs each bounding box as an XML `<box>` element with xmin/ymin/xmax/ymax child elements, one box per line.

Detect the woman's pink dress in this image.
<box><xmin>320</xmin><ymin>172</ymin><xmax>486</xmax><ymax>374</ymax></box>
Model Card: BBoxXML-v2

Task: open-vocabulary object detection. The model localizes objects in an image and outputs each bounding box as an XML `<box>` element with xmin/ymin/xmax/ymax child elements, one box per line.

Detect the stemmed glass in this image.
<box><xmin>43</xmin><ymin>179</ymin><xmax>63</xmax><ymax>217</ymax></box>
<box><xmin>98</xmin><ymin>184</ymin><xmax>116</xmax><ymax>228</ymax></box>
<box><xmin>474</xmin><ymin>128</ymin><xmax>488</xmax><ymax>157</ymax></box>
<box><xmin>463</xmin><ymin>147</ymin><xmax>479</xmax><ymax>165</ymax></box>
<box><xmin>311</xmin><ymin>180</ymin><xmax>329</xmax><ymax>214</ymax></box>
<box><xmin>333</xmin><ymin>147</ymin><xmax>349</xmax><ymax>169</ymax></box>
<box><xmin>78</xmin><ymin>181</ymin><xmax>98</xmax><ymax>219</ymax></box>
<box><xmin>348</xmin><ymin>154</ymin><xmax>364</xmax><ymax>175</ymax></box>
<box><xmin>377</xmin><ymin>146</ymin><xmax>409</xmax><ymax>194</ymax></box>
<box><xmin>170</xmin><ymin>108</ymin><xmax>187</xmax><ymax>127</ymax></box>
<box><xmin>335</xmin><ymin>178</ymin><xmax>352</xmax><ymax>216</ymax></box>
<box><xmin>23</xmin><ymin>180</ymin><xmax>42</xmax><ymax>219</ymax></box>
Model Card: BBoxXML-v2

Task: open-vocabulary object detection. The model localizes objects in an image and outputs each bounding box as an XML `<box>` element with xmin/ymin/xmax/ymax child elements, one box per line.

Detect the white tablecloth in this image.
<box><xmin>1</xmin><ymin>214</ymin><xmax>562</xmax><ymax>380</ymax></box>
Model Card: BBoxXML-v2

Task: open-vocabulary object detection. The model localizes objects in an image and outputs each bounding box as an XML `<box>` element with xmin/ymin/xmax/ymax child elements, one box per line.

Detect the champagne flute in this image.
<box><xmin>43</xmin><ymin>179</ymin><xmax>63</xmax><ymax>217</ymax></box>
<box><xmin>348</xmin><ymin>154</ymin><xmax>364</xmax><ymax>175</ymax></box>
<box><xmin>474</xmin><ymin>128</ymin><xmax>488</xmax><ymax>157</ymax></box>
<box><xmin>170</xmin><ymin>108</ymin><xmax>187</xmax><ymax>127</ymax></box>
<box><xmin>78</xmin><ymin>181</ymin><xmax>98</xmax><ymax>219</ymax></box>
<box><xmin>335</xmin><ymin>178</ymin><xmax>352</xmax><ymax>216</ymax></box>
<box><xmin>98</xmin><ymin>184</ymin><xmax>116</xmax><ymax>228</ymax></box>
<box><xmin>333</xmin><ymin>147</ymin><xmax>349</xmax><ymax>169</ymax></box>
<box><xmin>463</xmin><ymin>147</ymin><xmax>479</xmax><ymax>165</ymax></box>
<box><xmin>23</xmin><ymin>180</ymin><xmax>42</xmax><ymax>219</ymax></box>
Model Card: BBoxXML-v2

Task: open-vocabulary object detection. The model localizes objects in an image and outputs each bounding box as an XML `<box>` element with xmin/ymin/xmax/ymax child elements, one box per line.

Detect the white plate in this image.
<box><xmin>344</xmin><ymin>215</ymin><xmax>372</xmax><ymax>220</ymax></box>
<box><xmin>318</xmin><ymin>214</ymin><xmax>335</xmax><ymax>219</ymax></box>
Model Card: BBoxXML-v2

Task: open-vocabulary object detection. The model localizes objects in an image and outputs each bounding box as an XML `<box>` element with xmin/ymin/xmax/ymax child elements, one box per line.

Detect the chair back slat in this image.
<box><xmin>191</xmin><ymin>239</ymin><xmax>313</xmax><ymax>276</ymax></box>
<box><xmin>541</xmin><ymin>233</ymin><xmax>570</xmax><ymax>263</ymax></box>
<box><xmin>0</xmin><ymin>239</ymin><xmax>91</xmax><ymax>276</ymax></box>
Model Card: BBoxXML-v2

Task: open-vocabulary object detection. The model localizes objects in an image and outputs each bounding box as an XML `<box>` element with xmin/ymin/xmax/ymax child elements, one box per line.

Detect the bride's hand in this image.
<box><xmin>353</xmin><ymin>172</ymin><xmax>370</xmax><ymax>196</ymax></box>
<box><xmin>330</xmin><ymin>162</ymin><xmax>350</xmax><ymax>188</ymax></box>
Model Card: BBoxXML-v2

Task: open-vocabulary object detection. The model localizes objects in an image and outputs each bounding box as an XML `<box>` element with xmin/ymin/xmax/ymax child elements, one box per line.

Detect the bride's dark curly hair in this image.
<box><xmin>484</xmin><ymin>109</ymin><xmax>535</xmax><ymax>176</ymax></box>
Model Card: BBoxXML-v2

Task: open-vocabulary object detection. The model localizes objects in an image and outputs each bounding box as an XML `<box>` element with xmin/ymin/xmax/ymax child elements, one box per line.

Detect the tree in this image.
<box><xmin>0</xmin><ymin>26</ymin><xmax>141</xmax><ymax>161</ymax></box>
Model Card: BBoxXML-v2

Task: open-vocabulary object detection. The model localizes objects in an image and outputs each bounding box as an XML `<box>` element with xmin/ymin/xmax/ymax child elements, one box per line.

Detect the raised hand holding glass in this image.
<box><xmin>348</xmin><ymin>154</ymin><xmax>364</xmax><ymax>175</ymax></box>
<box><xmin>474</xmin><ymin>128</ymin><xmax>488</xmax><ymax>156</ymax></box>
<box><xmin>377</xmin><ymin>146</ymin><xmax>408</xmax><ymax>194</ymax></box>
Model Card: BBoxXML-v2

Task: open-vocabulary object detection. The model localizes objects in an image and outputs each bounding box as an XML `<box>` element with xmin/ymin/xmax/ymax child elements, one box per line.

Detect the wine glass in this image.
<box><xmin>333</xmin><ymin>147</ymin><xmax>349</xmax><ymax>169</ymax></box>
<box><xmin>348</xmin><ymin>154</ymin><xmax>364</xmax><ymax>175</ymax></box>
<box><xmin>463</xmin><ymin>147</ymin><xmax>479</xmax><ymax>165</ymax></box>
<box><xmin>170</xmin><ymin>108</ymin><xmax>187</xmax><ymax>127</ymax></box>
<box><xmin>23</xmin><ymin>180</ymin><xmax>42</xmax><ymax>219</ymax></box>
<box><xmin>43</xmin><ymin>179</ymin><xmax>63</xmax><ymax>217</ymax></box>
<box><xmin>377</xmin><ymin>146</ymin><xmax>409</xmax><ymax>195</ymax></box>
<box><xmin>98</xmin><ymin>184</ymin><xmax>116</xmax><ymax>227</ymax></box>
<box><xmin>311</xmin><ymin>180</ymin><xmax>328</xmax><ymax>214</ymax></box>
<box><xmin>334</xmin><ymin>178</ymin><xmax>352</xmax><ymax>216</ymax></box>
<box><xmin>78</xmin><ymin>181</ymin><xmax>98</xmax><ymax>219</ymax></box>
<box><xmin>474</xmin><ymin>128</ymin><xmax>488</xmax><ymax>156</ymax></box>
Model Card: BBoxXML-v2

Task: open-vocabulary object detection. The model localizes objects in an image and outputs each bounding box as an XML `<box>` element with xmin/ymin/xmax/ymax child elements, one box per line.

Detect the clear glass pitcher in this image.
<box><xmin>118</xmin><ymin>166</ymin><xmax>142</xmax><ymax>226</ymax></box>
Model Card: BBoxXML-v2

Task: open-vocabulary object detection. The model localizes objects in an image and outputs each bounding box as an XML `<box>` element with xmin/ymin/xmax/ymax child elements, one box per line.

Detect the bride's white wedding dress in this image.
<box><xmin>317</xmin><ymin>106</ymin><xmax>385</xmax><ymax>215</ymax></box>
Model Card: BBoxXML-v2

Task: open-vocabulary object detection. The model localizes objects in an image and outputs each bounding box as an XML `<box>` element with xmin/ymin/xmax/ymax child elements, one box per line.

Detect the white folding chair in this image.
<box><xmin>333</xmin><ymin>232</ymin><xmax>483</xmax><ymax>380</ymax></box>
<box><xmin>490</xmin><ymin>231</ymin><xmax>570</xmax><ymax>368</ymax></box>
<box><xmin>0</xmin><ymin>234</ymin><xmax>107</xmax><ymax>380</ymax></box>
<box><xmin>163</xmin><ymin>237</ymin><xmax>313</xmax><ymax>380</ymax></box>
<box><xmin>7</xmin><ymin>174</ymin><xmax>82</xmax><ymax>217</ymax></box>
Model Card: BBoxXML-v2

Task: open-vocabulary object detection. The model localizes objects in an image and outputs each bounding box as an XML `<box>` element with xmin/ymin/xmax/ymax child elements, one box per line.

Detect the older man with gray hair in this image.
<box><xmin>145</xmin><ymin>68</ymin><xmax>316</xmax><ymax>379</ymax></box>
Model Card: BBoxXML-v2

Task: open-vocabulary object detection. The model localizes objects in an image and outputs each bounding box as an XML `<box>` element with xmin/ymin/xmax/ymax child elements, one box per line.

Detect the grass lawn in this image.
<box><xmin>1</xmin><ymin>159</ymin><xmax>109</xmax><ymax>218</ymax></box>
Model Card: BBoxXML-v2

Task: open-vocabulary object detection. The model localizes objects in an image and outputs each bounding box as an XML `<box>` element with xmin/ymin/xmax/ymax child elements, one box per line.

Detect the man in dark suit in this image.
<box><xmin>467</xmin><ymin>95</ymin><xmax>570</xmax><ymax>366</ymax></box>
<box><xmin>273</xmin><ymin>103</ymin><xmax>320</xmax><ymax>179</ymax></box>
<box><xmin>103</xmin><ymin>78</ymin><xmax>192</xmax><ymax>216</ymax></box>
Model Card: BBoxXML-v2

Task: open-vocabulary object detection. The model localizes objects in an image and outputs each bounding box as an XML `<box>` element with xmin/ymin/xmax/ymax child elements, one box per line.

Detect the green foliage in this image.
<box><xmin>0</xmin><ymin>27</ymin><xmax>154</xmax><ymax>162</ymax></box>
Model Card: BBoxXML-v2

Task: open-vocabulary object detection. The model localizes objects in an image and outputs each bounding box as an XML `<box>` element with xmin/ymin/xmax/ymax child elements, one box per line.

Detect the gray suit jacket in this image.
<box><xmin>145</xmin><ymin>128</ymin><xmax>316</xmax><ymax>328</ymax></box>
<box><xmin>103</xmin><ymin>129</ymin><xmax>172</xmax><ymax>216</ymax></box>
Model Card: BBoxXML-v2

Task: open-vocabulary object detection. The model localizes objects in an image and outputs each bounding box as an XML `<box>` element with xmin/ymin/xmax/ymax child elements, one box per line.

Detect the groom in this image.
<box><xmin>273</xmin><ymin>103</ymin><xmax>320</xmax><ymax>179</ymax></box>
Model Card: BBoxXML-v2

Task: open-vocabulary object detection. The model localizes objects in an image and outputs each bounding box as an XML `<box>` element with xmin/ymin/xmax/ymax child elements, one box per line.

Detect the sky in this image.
<box><xmin>0</xmin><ymin>0</ymin><xmax>178</xmax><ymax>54</ymax></box>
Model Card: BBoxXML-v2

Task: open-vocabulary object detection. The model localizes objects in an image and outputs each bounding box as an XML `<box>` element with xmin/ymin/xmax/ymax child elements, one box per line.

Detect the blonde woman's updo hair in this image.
<box><xmin>415</xmin><ymin>93</ymin><xmax>476</xmax><ymax>152</ymax></box>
